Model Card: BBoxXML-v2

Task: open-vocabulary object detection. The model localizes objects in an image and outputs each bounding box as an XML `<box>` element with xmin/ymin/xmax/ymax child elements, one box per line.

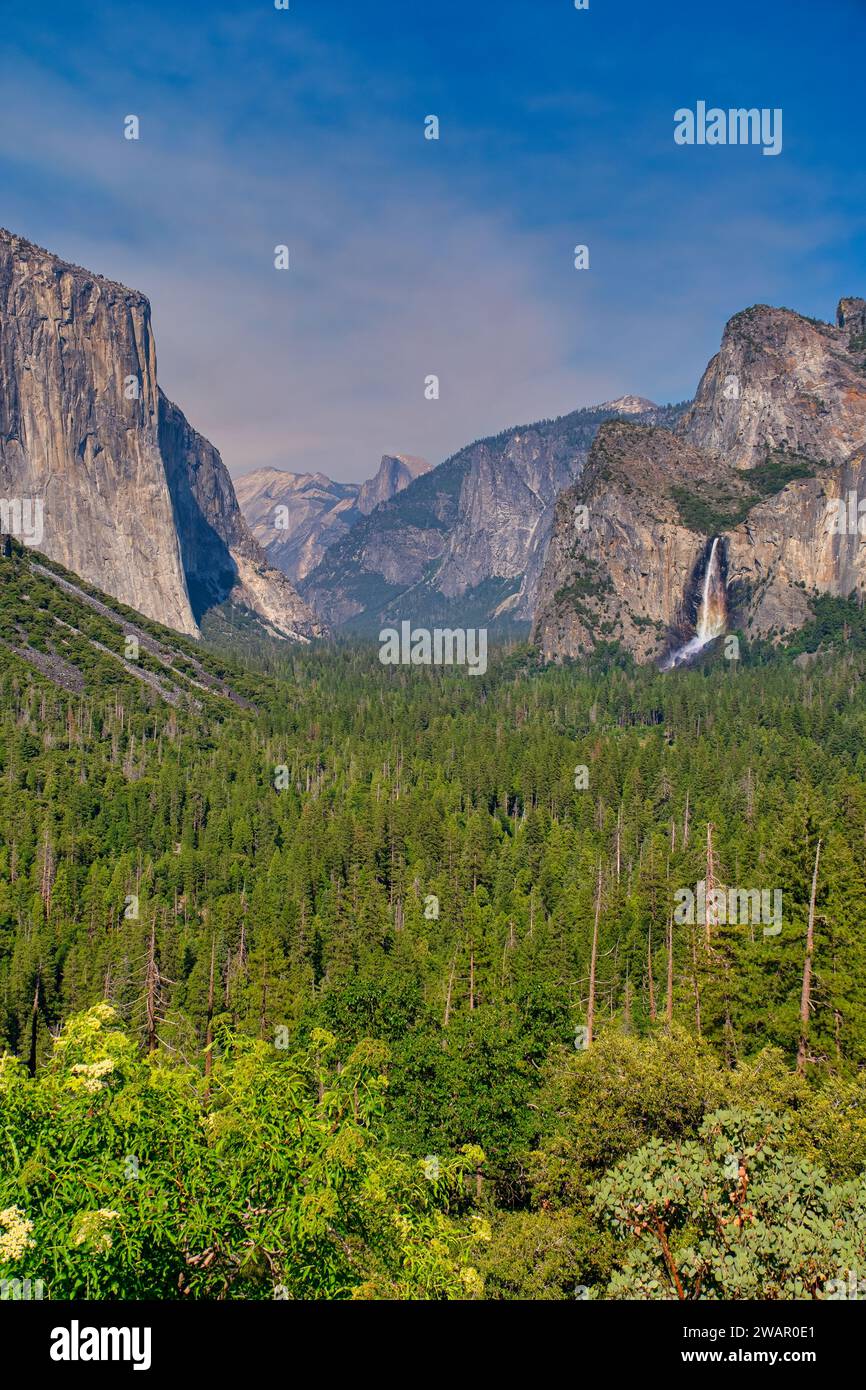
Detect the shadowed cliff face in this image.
<box><xmin>0</xmin><ymin>228</ymin><xmax>324</xmax><ymax>642</ymax></box>
<box><xmin>533</xmin><ymin>299</ymin><xmax>866</xmax><ymax>664</ymax></box>
<box><xmin>157</xmin><ymin>393</ymin><xmax>325</xmax><ymax>640</ymax></box>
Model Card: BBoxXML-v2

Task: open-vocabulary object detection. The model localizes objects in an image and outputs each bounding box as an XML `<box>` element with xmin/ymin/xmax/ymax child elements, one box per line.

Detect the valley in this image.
<box><xmin>1</xmin><ymin>233</ymin><xmax>865</xmax><ymax>1305</ymax></box>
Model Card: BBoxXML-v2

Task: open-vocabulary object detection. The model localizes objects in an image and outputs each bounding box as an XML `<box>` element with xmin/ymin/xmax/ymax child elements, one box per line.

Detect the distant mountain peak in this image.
<box><xmin>597</xmin><ymin>395</ymin><xmax>659</xmax><ymax>415</ymax></box>
<box><xmin>389</xmin><ymin>453</ymin><xmax>431</xmax><ymax>474</ymax></box>
<box><xmin>236</xmin><ymin>453</ymin><xmax>431</xmax><ymax>583</ymax></box>
<box><xmin>357</xmin><ymin>453</ymin><xmax>433</xmax><ymax>515</ymax></box>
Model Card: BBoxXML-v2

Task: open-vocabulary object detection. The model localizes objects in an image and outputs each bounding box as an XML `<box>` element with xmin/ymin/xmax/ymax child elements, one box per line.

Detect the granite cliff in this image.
<box><xmin>0</xmin><ymin>228</ymin><xmax>323</xmax><ymax>642</ymax></box>
<box><xmin>358</xmin><ymin>453</ymin><xmax>431</xmax><ymax>515</ymax></box>
<box><xmin>533</xmin><ymin>298</ymin><xmax>866</xmax><ymax>663</ymax></box>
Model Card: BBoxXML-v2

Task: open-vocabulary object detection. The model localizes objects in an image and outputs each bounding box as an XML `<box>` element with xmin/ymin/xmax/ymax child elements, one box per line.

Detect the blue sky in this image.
<box><xmin>1</xmin><ymin>0</ymin><xmax>864</xmax><ymax>482</ymax></box>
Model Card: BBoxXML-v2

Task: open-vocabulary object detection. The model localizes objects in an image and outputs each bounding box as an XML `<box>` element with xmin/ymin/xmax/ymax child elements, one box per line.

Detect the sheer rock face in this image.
<box><xmin>837</xmin><ymin>297</ymin><xmax>866</xmax><ymax>343</ymax></box>
<box><xmin>435</xmin><ymin>431</ymin><xmax>589</xmax><ymax>606</ymax></box>
<box><xmin>0</xmin><ymin>228</ymin><xmax>323</xmax><ymax>641</ymax></box>
<box><xmin>534</xmin><ymin>299</ymin><xmax>866</xmax><ymax>663</ymax></box>
<box><xmin>677</xmin><ymin>301</ymin><xmax>866</xmax><ymax>471</ymax></box>
<box><xmin>301</xmin><ymin>401</ymin><xmax>684</xmax><ymax>633</ymax></box>
<box><xmin>532</xmin><ymin>423</ymin><xmax>728</xmax><ymax>662</ymax></box>
<box><xmin>157</xmin><ymin>396</ymin><xmax>325</xmax><ymax>640</ymax></box>
<box><xmin>0</xmin><ymin>227</ymin><xmax>198</xmax><ymax>636</ymax></box>
<box><xmin>724</xmin><ymin>444</ymin><xmax>866</xmax><ymax>638</ymax></box>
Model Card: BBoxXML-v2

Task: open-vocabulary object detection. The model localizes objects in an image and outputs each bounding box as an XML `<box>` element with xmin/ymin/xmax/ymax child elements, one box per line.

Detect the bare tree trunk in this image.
<box><xmin>145</xmin><ymin>922</ymin><xmax>160</xmax><ymax>1054</ymax></box>
<box><xmin>647</xmin><ymin>924</ymin><xmax>657</xmax><ymax>1021</ymax></box>
<box><xmin>797</xmin><ymin>838</ymin><xmax>822</xmax><ymax>1074</ymax></box>
<box><xmin>691</xmin><ymin>924</ymin><xmax>702</xmax><ymax>1037</ymax></box>
<box><xmin>705</xmin><ymin>822</ymin><xmax>716</xmax><ymax>945</ymax></box>
<box><xmin>587</xmin><ymin>864</ymin><xmax>602</xmax><ymax>1045</ymax></box>
<box><xmin>443</xmin><ymin>953</ymin><xmax>456</xmax><ymax>1027</ymax></box>
<box><xmin>27</xmin><ymin>972</ymin><xmax>41</xmax><ymax>1077</ymax></box>
<box><xmin>666</xmin><ymin>910</ymin><xmax>674</xmax><ymax>1027</ymax></box>
<box><xmin>204</xmin><ymin>935</ymin><xmax>216</xmax><ymax>1095</ymax></box>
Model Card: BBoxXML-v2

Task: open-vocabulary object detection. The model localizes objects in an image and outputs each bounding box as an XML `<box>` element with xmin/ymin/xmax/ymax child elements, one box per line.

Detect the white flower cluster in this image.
<box><xmin>69</xmin><ymin>1057</ymin><xmax>115</xmax><ymax>1093</ymax></box>
<box><xmin>71</xmin><ymin>1209</ymin><xmax>120</xmax><ymax>1255</ymax></box>
<box><xmin>0</xmin><ymin>1206</ymin><xmax>35</xmax><ymax>1262</ymax></box>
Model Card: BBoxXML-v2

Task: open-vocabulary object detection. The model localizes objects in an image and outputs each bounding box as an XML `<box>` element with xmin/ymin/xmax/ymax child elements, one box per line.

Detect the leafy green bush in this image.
<box><xmin>0</xmin><ymin>1006</ymin><xmax>488</xmax><ymax>1300</ymax></box>
<box><xmin>594</xmin><ymin>1107</ymin><xmax>866</xmax><ymax>1299</ymax></box>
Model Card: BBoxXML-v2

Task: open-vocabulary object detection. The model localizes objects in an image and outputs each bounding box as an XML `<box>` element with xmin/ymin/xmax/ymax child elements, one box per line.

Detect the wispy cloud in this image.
<box><xmin>1</xmin><ymin>0</ymin><xmax>863</xmax><ymax>481</ymax></box>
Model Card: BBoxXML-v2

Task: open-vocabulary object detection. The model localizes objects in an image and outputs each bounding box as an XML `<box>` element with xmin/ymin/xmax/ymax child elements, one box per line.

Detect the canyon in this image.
<box><xmin>2</xmin><ymin>223</ymin><xmax>864</xmax><ymax>668</ymax></box>
<box><xmin>297</xmin><ymin>396</ymin><xmax>685</xmax><ymax>635</ymax></box>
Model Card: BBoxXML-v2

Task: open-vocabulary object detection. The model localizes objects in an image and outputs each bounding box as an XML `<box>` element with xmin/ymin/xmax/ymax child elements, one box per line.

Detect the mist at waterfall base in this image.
<box><xmin>661</xmin><ymin>538</ymin><xmax>728</xmax><ymax>671</ymax></box>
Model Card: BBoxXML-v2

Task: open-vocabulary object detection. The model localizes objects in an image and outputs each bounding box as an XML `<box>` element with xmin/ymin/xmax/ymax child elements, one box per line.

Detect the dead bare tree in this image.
<box><xmin>666</xmin><ymin>909</ymin><xmax>674</xmax><ymax>1028</ymax></box>
<box><xmin>587</xmin><ymin>864</ymin><xmax>603</xmax><ymax>1045</ymax></box>
<box><xmin>797</xmin><ymin>838</ymin><xmax>822</xmax><ymax>1075</ymax></box>
<box><xmin>204</xmin><ymin>934</ymin><xmax>216</xmax><ymax>1096</ymax></box>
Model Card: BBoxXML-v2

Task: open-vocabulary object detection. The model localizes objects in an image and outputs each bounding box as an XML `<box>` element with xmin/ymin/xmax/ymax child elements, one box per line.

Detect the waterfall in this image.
<box><xmin>695</xmin><ymin>537</ymin><xmax>727</xmax><ymax>642</ymax></box>
<box><xmin>662</xmin><ymin>538</ymin><xmax>727</xmax><ymax>669</ymax></box>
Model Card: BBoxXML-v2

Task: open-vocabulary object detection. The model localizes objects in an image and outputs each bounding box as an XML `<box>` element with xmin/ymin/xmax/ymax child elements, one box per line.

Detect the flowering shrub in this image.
<box><xmin>0</xmin><ymin>1006</ymin><xmax>488</xmax><ymax>1299</ymax></box>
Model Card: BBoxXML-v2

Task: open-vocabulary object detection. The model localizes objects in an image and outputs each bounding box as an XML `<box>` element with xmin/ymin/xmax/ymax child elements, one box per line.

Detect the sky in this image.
<box><xmin>1</xmin><ymin>0</ymin><xmax>864</xmax><ymax>483</ymax></box>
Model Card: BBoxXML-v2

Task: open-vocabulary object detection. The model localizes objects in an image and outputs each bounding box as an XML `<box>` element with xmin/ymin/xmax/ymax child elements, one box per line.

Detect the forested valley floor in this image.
<box><xmin>2</xmin><ymin>550</ymin><xmax>866</xmax><ymax>1299</ymax></box>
